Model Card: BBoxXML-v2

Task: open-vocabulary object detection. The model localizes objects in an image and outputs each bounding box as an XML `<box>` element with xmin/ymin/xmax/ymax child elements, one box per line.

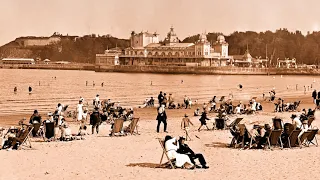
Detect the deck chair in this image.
<box><xmin>267</xmin><ymin>129</ymin><xmax>283</xmax><ymax>149</ymax></box>
<box><xmin>157</xmin><ymin>138</ymin><xmax>175</xmax><ymax>169</ymax></box>
<box><xmin>272</xmin><ymin>118</ymin><xmax>283</xmax><ymax>130</ymax></box>
<box><xmin>219</xmin><ymin>96</ymin><xmax>225</xmax><ymax>102</ymax></box>
<box><xmin>127</xmin><ymin>117</ymin><xmax>140</xmax><ymax>135</ymax></box>
<box><xmin>246</xmin><ymin>126</ymin><xmax>257</xmax><ymax>149</ymax></box>
<box><xmin>215</xmin><ymin>118</ymin><xmax>226</xmax><ymax>130</ymax></box>
<box><xmin>299</xmin><ymin>130</ymin><xmax>312</xmax><ymax>147</ymax></box>
<box><xmin>32</xmin><ymin>123</ymin><xmax>41</xmax><ymax>137</ymax></box>
<box><xmin>306</xmin><ymin>129</ymin><xmax>319</xmax><ymax>146</ymax></box>
<box><xmin>45</xmin><ymin>122</ymin><xmax>55</xmax><ymax>140</ymax></box>
<box><xmin>288</xmin><ymin>129</ymin><xmax>302</xmax><ymax>148</ymax></box>
<box><xmin>16</xmin><ymin>125</ymin><xmax>33</xmax><ymax>150</ymax></box>
<box><xmin>230</xmin><ymin>124</ymin><xmax>248</xmax><ymax>148</ymax></box>
<box><xmin>110</xmin><ymin>119</ymin><xmax>124</xmax><ymax>136</ymax></box>
<box><xmin>228</xmin><ymin>118</ymin><xmax>243</xmax><ymax>128</ymax></box>
<box><xmin>307</xmin><ymin>116</ymin><xmax>315</xmax><ymax>128</ymax></box>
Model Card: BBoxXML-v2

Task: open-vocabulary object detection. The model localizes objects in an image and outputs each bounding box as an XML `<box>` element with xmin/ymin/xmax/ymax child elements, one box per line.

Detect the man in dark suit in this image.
<box><xmin>177</xmin><ymin>137</ymin><xmax>209</xmax><ymax>169</ymax></box>
<box><xmin>90</xmin><ymin>107</ymin><xmax>101</xmax><ymax>134</ymax></box>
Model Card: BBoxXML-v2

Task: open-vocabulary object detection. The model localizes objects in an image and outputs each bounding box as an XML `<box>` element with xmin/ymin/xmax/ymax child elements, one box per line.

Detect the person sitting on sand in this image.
<box><xmin>181</xmin><ymin>114</ymin><xmax>194</xmax><ymax>141</ymax></box>
<box><xmin>194</xmin><ymin>108</ymin><xmax>201</xmax><ymax>116</ymax></box>
<box><xmin>177</xmin><ymin>137</ymin><xmax>209</xmax><ymax>169</ymax></box>
<box><xmin>60</xmin><ymin>123</ymin><xmax>72</xmax><ymax>141</ymax></box>
<box><xmin>198</xmin><ymin>111</ymin><xmax>210</xmax><ymax>131</ymax></box>
<box><xmin>164</xmin><ymin>135</ymin><xmax>195</xmax><ymax>169</ymax></box>
<box><xmin>29</xmin><ymin>110</ymin><xmax>42</xmax><ymax>124</ymax></box>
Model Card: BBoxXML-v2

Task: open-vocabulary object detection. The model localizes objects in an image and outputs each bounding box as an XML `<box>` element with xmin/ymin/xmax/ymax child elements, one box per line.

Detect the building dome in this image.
<box><xmin>217</xmin><ymin>35</ymin><xmax>225</xmax><ymax>43</ymax></box>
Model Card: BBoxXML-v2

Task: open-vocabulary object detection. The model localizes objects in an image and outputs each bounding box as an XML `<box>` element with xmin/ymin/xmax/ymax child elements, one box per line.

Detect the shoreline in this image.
<box><xmin>2</xmin><ymin>64</ymin><xmax>320</xmax><ymax>75</ymax></box>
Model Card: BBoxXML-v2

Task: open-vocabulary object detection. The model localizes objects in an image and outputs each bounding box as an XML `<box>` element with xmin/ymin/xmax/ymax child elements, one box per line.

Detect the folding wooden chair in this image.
<box><xmin>214</xmin><ymin>118</ymin><xmax>226</xmax><ymax>130</ymax></box>
<box><xmin>267</xmin><ymin>129</ymin><xmax>283</xmax><ymax>149</ymax></box>
<box><xmin>228</xmin><ymin>118</ymin><xmax>243</xmax><ymax>128</ymax></box>
<box><xmin>287</xmin><ymin>129</ymin><xmax>302</xmax><ymax>148</ymax></box>
<box><xmin>246</xmin><ymin>126</ymin><xmax>257</xmax><ymax>149</ymax></box>
<box><xmin>306</xmin><ymin>129</ymin><xmax>318</xmax><ymax>147</ymax></box>
<box><xmin>157</xmin><ymin>138</ymin><xmax>175</xmax><ymax>169</ymax></box>
<box><xmin>110</xmin><ymin>119</ymin><xmax>124</xmax><ymax>136</ymax></box>
<box><xmin>32</xmin><ymin>123</ymin><xmax>41</xmax><ymax>137</ymax></box>
<box><xmin>17</xmin><ymin>125</ymin><xmax>34</xmax><ymax>150</ymax></box>
<box><xmin>219</xmin><ymin>96</ymin><xmax>225</xmax><ymax>102</ymax></box>
<box><xmin>44</xmin><ymin>122</ymin><xmax>55</xmax><ymax>140</ymax></box>
<box><xmin>272</xmin><ymin>118</ymin><xmax>283</xmax><ymax>130</ymax></box>
<box><xmin>308</xmin><ymin>116</ymin><xmax>315</xmax><ymax>129</ymax></box>
<box><xmin>128</xmin><ymin>117</ymin><xmax>140</xmax><ymax>135</ymax></box>
<box><xmin>299</xmin><ymin>130</ymin><xmax>312</xmax><ymax>147</ymax></box>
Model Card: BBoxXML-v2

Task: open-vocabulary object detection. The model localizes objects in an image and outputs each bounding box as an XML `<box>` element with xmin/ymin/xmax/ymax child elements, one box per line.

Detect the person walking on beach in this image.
<box><xmin>14</xmin><ymin>87</ymin><xmax>17</xmax><ymax>93</ymax></box>
<box><xmin>181</xmin><ymin>114</ymin><xmax>194</xmax><ymax>141</ymax></box>
<box><xmin>156</xmin><ymin>104</ymin><xmax>167</xmax><ymax>133</ymax></box>
<box><xmin>101</xmin><ymin>82</ymin><xmax>104</xmax><ymax>87</ymax></box>
<box><xmin>86</xmin><ymin>81</ymin><xmax>88</xmax><ymax>86</ymax></box>
<box><xmin>158</xmin><ymin>91</ymin><xmax>164</xmax><ymax>106</ymax></box>
<box><xmin>93</xmin><ymin>81</ymin><xmax>95</xmax><ymax>87</ymax></box>
<box><xmin>198</xmin><ymin>111</ymin><xmax>210</xmax><ymax>131</ymax></box>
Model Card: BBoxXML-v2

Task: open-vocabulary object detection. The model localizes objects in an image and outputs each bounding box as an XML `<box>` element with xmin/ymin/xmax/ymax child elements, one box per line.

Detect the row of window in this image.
<box><xmin>125</xmin><ymin>51</ymin><xmax>210</xmax><ymax>56</ymax></box>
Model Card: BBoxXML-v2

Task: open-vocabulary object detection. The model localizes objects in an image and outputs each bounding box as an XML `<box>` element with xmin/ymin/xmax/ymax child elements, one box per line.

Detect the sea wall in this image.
<box><xmin>0</xmin><ymin>64</ymin><xmax>95</xmax><ymax>71</ymax></box>
<box><xmin>95</xmin><ymin>65</ymin><xmax>320</xmax><ymax>75</ymax></box>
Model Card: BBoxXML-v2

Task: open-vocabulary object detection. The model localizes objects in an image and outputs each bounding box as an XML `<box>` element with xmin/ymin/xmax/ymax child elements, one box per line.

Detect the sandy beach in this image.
<box><xmin>0</xmin><ymin>94</ymin><xmax>319</xmax><ymax>180</ymax></box>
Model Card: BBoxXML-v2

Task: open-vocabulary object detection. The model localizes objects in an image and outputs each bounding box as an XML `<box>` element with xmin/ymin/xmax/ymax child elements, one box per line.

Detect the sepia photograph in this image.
<box><xmin>0</xmin><ymin>0</ymin><xmax>320</xmax><ymax>179</ymax></box>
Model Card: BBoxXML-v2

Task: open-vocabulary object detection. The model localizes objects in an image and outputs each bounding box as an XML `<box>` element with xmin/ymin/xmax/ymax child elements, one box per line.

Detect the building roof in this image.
<box><xmin>145</xmin><ymin>43</ymin><xmax>162</xmax><ymax>48</ymax></box>
<box><xmin>2</xmin><ymin>58</ymin><xmax>34</xmax><ymax>61</ymax></box>
<box><xmin>161</xmin><ymin>43</ymin><xmax>194</xmax><ymax>48</ymax></box>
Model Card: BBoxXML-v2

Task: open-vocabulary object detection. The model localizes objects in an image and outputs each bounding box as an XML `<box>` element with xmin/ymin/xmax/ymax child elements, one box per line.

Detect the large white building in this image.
<box><xmin>96</xmin><ymin>26</ymin><xmax>232</xmax><ymax>67</ymax></box>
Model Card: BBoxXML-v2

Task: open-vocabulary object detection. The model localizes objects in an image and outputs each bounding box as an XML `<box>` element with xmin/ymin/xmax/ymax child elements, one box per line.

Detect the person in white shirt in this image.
<box><xmin>299</xmin><ymin>120</ymin><xmax>309</xmax><ymax>138</ymax></box>
<box><xmin>76</xmin><ymin>100</ymin><xmax>84</xmax><ymax>121</ymax></box>
<box><xmin>291</xmin><ymin>114</ymin><xmax>301</xmax><ymax>130</ymax></box>
<box><xmin>164</xmin><ymin>135</ymin><xmax>194</xmax><ymax>169</ymax></box>
<box><xmin>235</xmin><ymin>105</ymin><xmax>241</xmax><ymax>114</ymax></box>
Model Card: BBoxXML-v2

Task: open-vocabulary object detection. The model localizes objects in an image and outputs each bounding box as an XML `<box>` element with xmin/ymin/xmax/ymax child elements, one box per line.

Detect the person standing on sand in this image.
<box><xmin>76</xmin><ymin>100</ymin><xmax>84</xmax><ymax>122</ymax></box>
<box><xmin>28</xmin><ymin>86</ymin><xmax>32</xmax><ymax>94</ymax></box>
<box><xmin>90</xmin><ymin>107</ymin><xmax>101</xmax><ymax>134</ymax></box>
<box><xmin>158</xmin><ymin>91</ymin><xmax>164</xmax><ymax>106</ymax></box>
<box><xmin>156</xmin><ymin>104</ymin><xmax>167</xmax><ymax>133</ymax></box>
<box><xmin>14</xmin><ymin>87</ymin><xmax>17</xmax><ymax>93</ymax></box>
<box><xmin>312</xmin><ymin>90</ymin><xmax>317</xmax><ymax>104</ymax></box>
<box><xmin>181</xmin><ymin>114</ymin><xmax>193</xmax><ymax>141</ymax></box>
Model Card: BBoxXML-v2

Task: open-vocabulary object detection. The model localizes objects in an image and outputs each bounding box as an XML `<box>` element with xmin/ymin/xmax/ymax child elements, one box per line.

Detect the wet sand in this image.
<box><xmin>0</xmin><ymin>94</ymin><xmax>319</xmax><ymax>180</ymax></box>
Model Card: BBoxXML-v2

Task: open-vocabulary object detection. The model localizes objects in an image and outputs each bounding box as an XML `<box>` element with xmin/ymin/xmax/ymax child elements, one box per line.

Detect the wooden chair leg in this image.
<box><xmin>267</xmin><ymin>138</ymin><xmax>271</xmax><ymax>149</ymax></box>
<box><xmin>160</xmin><ymin>151</ymin><xmax>164</xmax><ymax>165</ymax></box>
<box><xmin>279</xmin><ymin>137</ymin><xmax>283</xmax><ymax>149</ymax></box>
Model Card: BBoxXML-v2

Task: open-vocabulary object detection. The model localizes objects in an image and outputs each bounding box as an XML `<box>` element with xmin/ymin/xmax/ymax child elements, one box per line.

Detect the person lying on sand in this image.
<box><xmin>177</xmin><ymin>137</ymin><xmax>209</xmax><ymax>169</ymax></box>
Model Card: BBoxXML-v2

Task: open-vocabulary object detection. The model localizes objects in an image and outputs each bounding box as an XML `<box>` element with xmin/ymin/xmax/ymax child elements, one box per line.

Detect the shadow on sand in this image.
<box><xmin>205</xmin><ymin>142</ymin><xmax>230</xmax><ymax>148</ymax></box>
<box><xmin>126</xmin><ymin>163</ymin><xmax>169</xmax><ymax>169</ymax></box>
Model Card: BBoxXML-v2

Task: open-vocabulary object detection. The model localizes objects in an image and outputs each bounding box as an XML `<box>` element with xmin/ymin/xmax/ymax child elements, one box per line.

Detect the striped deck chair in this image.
<box><xmin>110</xmin><ymin>118</ymin><xmax>124</xmax><ymax>136</ymax></box>
<box><xmin>267</xmin><ymin>129</ymin><xmax>283</xmax><ymax>149</ymax></box>
<box><xmin>272</xmin><ymin>118</ymin><xmax>283</xmax><ymax>130</ymax></box>
<box><xmin>157</xmin><ymin>138</ymin><xmax>175</xmax><ymax>169</ymax></box>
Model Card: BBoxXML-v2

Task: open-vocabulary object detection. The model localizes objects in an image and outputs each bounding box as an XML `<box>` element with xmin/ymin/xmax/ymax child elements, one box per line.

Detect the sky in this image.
<box><xmin>0</xmin><ymin>0</ymin><xmax>319</xmax><ymax>45</ymax></box>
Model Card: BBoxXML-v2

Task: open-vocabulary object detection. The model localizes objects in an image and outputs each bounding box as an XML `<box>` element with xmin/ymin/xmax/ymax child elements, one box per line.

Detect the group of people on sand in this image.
<box><xmin>164</xmin><ymin>135</ymin><xmax>209</xmax><ymax>169</ymax></box>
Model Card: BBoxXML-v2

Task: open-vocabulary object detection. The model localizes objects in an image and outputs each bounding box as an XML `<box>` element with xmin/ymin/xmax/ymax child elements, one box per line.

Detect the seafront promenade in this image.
<box><xmin>1</xmin><ymin>63</ymin><xmax>320</xmax><ymax>75</ymax></box>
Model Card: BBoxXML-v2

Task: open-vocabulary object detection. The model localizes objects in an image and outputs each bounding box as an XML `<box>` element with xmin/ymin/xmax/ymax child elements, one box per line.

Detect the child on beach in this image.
<box><xmin>181</xmin><ymin>114</ymin><xmax>194</xmax><ymax>141</ymax></box>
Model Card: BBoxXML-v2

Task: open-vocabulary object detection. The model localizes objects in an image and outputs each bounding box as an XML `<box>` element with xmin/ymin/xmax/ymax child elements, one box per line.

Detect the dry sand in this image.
<box><xmin>0</xmin><ymin>95</ymin><xmax>320</xmax><ymax>180</ymax></box>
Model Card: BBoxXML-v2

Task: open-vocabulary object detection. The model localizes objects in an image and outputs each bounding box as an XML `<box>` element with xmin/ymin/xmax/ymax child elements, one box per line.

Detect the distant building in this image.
<box><xmin>15</xmin><ymin>34</ymin><xmax>78</xmax><ymax>47</ymax></box>
<box><xmin>96</xmin><ymin>26</ymin><xmax>232</xmax><ymax>67</ymax></box>
<box><xmin>277</xmin><ymin>58</ymin><xmax>297</xmax><ymax>68</ymax></box>
<box><xmin>1</xmin><ymin>58</ymin><xmax>35</xmax><ymax>64</ymax></box>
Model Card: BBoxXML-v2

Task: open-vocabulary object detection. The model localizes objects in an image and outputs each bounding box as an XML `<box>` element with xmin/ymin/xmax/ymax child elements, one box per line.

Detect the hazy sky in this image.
<box><xmin>0</xmin><ymin>0</ymin><xmax>319</xmax><ymax>45</ymax></box>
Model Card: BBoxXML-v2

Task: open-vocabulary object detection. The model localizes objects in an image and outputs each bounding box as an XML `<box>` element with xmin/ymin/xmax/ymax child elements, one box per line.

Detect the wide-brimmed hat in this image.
<box><xmin>290</xmin><ymin>114</ymin><xmax>297</xmax><ymax>119</ymax></box>
<box><xmin>184</xmin><ymin>114</ymin><xmax>188</xmax><ymax>117</ymax></box>
<box><xmin>34</xmin><ymin>110</ymin><xmax>38</xmax><ymax>114</ymax></box>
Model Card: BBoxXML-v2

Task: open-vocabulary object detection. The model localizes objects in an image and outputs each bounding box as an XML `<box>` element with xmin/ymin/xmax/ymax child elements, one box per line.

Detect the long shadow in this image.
<box><xmin>205</xmin><ymin>142</ymin><xmax>230</xmax><ymax>148</ymax></box>
<box><xmin>126</xmin><ymin>163</ymin><xmax>168</xmax><ymax>169</ymax></box>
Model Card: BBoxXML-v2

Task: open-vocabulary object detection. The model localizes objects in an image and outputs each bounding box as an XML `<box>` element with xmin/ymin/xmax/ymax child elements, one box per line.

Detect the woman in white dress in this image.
<box><xmin>76</xmin><ymin>100</ymin><xmax>84</xmax><ymax>121</ymax></box>
<box><xmin>164</xmin><ymin>135</ymin><xmax>194</xmax><ymax>169</ymax></box>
